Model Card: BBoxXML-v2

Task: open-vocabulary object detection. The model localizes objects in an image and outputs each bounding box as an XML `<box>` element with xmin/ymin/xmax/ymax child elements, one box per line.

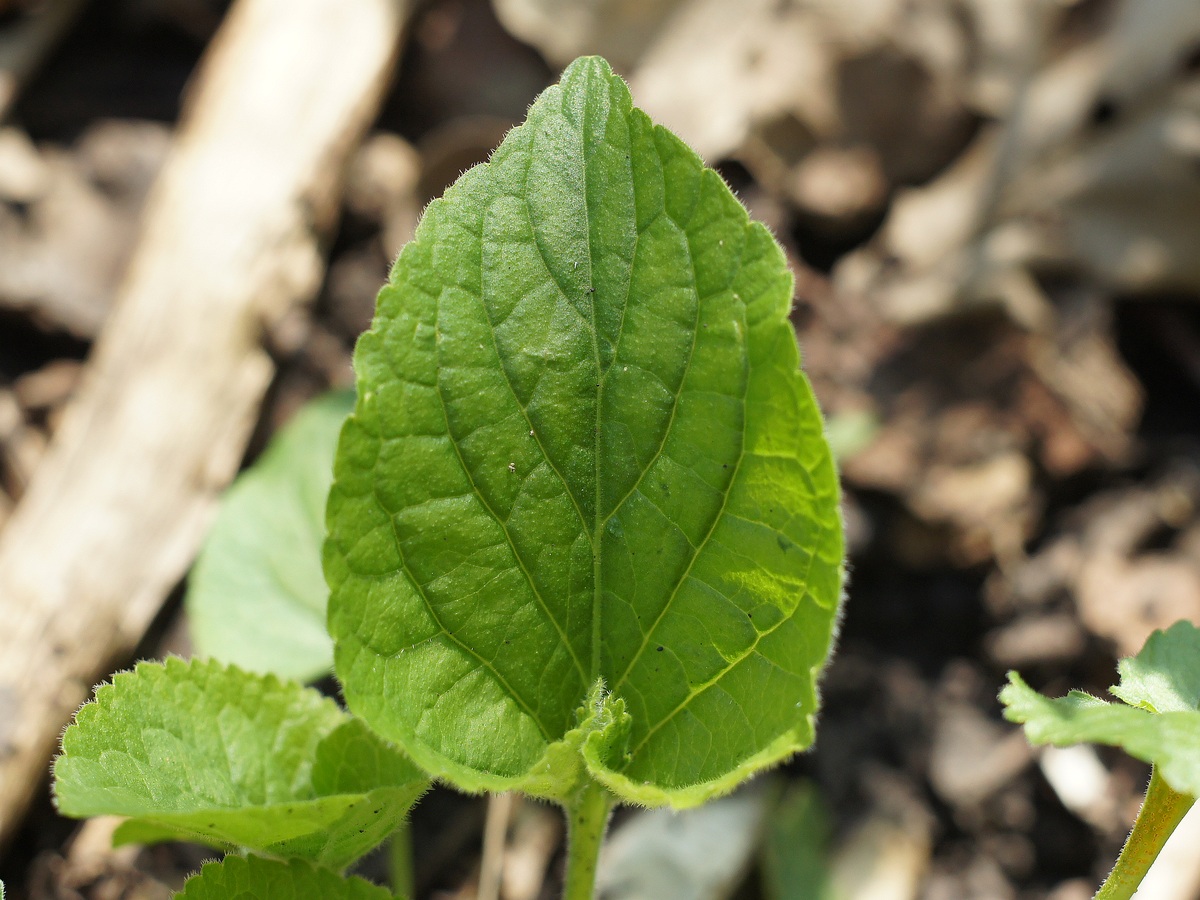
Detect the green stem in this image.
<box><xmin>562</xmin><ymin>779</ymin><xmax>615</xmax><ymax>900</ymax></box>
<box><xmin>1095</xmin><ymin>767</ymin><xmax>1195</xmax><ymax>900</ymax></box>
<box><xmin>388</xmin><ymin>817</ymin><xmax>415</xmax><ymax>899</ymax></box>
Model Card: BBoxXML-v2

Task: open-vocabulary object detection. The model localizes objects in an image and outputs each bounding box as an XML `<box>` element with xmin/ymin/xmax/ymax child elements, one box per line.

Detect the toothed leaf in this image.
<box><xmin>55</xmin><ymin>658</ymin><xmax>428</xmax><ymax>868</ymax></box>
<box><xmin>176</xmin><ymin>855</ymin><xmax>393</xmax><ymax>900</ymax></box>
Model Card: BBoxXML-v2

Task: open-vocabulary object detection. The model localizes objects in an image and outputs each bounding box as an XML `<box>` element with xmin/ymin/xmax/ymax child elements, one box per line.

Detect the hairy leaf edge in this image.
<box><xmin>327</xmin><ymin>55</ymin><xmax>846</xmax><ymax>805</ymax></box>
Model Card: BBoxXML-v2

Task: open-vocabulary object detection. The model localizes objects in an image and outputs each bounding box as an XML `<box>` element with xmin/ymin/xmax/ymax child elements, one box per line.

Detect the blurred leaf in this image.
<box><xmin>595</xmin><ymin>781</ymin><xmax>775</xmax><ymax>900</ymax></box>
<box><xmin>823</xmin><ymin>410</ymin><xmax>879</xmax><ymax>461</ymax></box>
<box><xmin>188</xmin><ymin>390</ymin><xmax>354</xmax><ymax>682</ymax></box>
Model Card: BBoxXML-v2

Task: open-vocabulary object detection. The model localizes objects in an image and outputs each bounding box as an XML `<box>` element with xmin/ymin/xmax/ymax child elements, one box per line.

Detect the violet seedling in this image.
<box><xmin>54</xmin><ymin>56</ymin><xmax>845</xmax><ymax>899</ymax></box>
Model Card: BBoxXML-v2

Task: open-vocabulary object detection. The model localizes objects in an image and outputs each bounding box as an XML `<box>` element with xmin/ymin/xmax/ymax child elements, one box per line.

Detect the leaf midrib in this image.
<box><xmin>583</xmin><ymin>78</ymin><xmax>604</xmax><ymax>686</ymax></box>
<box><xmin>584</xmin><ymin>88</ymin><xmax>746</xmax><ymax>707</ymax></box>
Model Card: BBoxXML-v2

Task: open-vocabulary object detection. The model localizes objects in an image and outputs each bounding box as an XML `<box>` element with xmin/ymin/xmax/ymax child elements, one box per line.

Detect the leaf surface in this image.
<box><xmin>188</xmin><ymin>391</ymin><xmax>354</xmax><ymax>682</ymax></box>
<box><xmin>176</xmin><ymin>855</ymin><xmax>393</xmax><ymax>900</ymax></box>
<box><xmin>55</xmin><ymin>658</ymin><xmax>428</xmax><ymax>868</ymax></box>
<box><xmin>326</xmin><ymin>55</ymin><xmax>844</xmax><ymax>805</ymax></box>
<box><xmin>1001</xmin><ymin>621</ymin><xmax>1200</xmax><ymax>796</ymax></box>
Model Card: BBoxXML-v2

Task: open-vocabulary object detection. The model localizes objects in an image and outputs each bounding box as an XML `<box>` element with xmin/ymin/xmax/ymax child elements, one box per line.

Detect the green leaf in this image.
<box><xmin>1001</xmin><ymin>621</ymin><xmax>1200</xmax><ymax>797</ymax></box>
<box><xmin>176</xmin><ymin>855</ymin><xmax>393</xmax><ymax>900</ymax></box>
<box><xmin>55</xmin><ymin>658</ymin><xmax>428</xmax><ymax>868</ymax></box>
<box><xmin>187</xmin><ymin>391</ymin><xmax>354</xmax><ymax>682</ymax></box>
<box><xmin>326</xmin><ymin>55</ymin><xmax>844</xmax><ymax>807</ymax></box>
<box><xmin>1110</xmin><ymin>620</ymin><xmax>1200</xmax><ymax>713</ymax></box>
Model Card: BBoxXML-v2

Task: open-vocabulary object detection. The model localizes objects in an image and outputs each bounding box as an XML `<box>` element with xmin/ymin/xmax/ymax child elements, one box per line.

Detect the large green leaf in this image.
<box><xmin>176</xmin><ymin>855</ymin><xmax>393</xmax><ymax>900</ymax></box>
<box><xmin>188</xmin><ymin>391</ymin><xmax>354</xmax><ymax>682</ymax></box>
<box><xmin>1001</xmin><ymin>620</ymin><xmax>1200</xmax><ymax>796</ymax></box>
<box><xmin>55</xmin><ymin>658</ymin><xmax>428</xmax><ymax>868</ymax></box>
<box><xmin>326</xmin><ymin>55</ymin><xmax>844</xmax><ymax>807</ymax></box>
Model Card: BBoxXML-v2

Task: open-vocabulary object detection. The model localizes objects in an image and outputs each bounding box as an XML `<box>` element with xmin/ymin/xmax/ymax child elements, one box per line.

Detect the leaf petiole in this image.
<box><xmin>1095</xmin><ymin>767</ymin><xmax>1195</xmax><ymax>900</ymax></box>
<box><xmin>561</xmin><ymin>779</ymin><xmax>615</xmax><ymax>900</ymax></box>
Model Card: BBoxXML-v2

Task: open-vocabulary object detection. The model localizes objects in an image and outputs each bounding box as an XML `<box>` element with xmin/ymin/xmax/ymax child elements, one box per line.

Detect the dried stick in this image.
<box><xmin>0</xmin><ymin>0</ymin><xmax>408</xmax><ymax>845</ymax></box>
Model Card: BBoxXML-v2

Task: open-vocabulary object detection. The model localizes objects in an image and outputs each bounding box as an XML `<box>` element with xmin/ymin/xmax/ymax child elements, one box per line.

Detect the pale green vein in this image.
<box><xmin>627</xmin><ymin>587</ymin><xmax>816</xmax><ymax>760</ymax></box>
<box><xmin>596</xmin><ymin>138</ymin><xmax>703</xmax><ymax>526</ymax></box>
<box><xmin>430</xmin><ymin>351</ymin><xmax>587</xmax><ymax>683</ymax></box>
<box><xmin>375</xmin><ymin>484</ymin><xmax>555</xmax><ymax>743</ymax></box>
<box><xmin>492</xmin><ymin>189</ymin><xmax>590</xmax><ymax>536</ymax></box>
<box><xmin>608</xmin><ymin>215</ymin><xmax>750</xmax><ymax>691</ymax></box>
<box><xmin>610</xmin><ymin>430</ymin><xmax>750</xmax><ymax>694</ymax></box>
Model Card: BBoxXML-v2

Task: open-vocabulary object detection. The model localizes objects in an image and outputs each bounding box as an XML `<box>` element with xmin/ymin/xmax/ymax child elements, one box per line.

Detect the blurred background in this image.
<box><xmin>1</xmin><ymin>0</ymin><xmax>1199</xmax><ymax>897</ymax></box>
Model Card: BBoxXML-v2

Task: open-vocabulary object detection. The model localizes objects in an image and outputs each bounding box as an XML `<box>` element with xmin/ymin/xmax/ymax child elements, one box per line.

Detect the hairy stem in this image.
<box><xmin>1095</xmin><ymin>767</ymin><xmax>1195</xmax><ymax>900</ymax></box>
<box><xmin>562</xmin><ymin>779</ymin><xmax>615</xmax><ymax>900</ymax></box>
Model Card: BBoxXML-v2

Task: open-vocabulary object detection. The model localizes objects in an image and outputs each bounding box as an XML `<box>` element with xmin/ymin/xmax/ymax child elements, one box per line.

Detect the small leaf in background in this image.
<box><xmin>1001</xmin><ymin>620</ymin><xmax>1200</xmax><ymax>797</ymax></box>
<box><xmin>176</xmin><ymin>855</ymin><xmax>394</xmax><ymax>900</ymax></box>
<box><xmin>54</xmin><ymin>658</ymin><xmax>428</xmax><ymax>869</ymax></box>
<box><xmin>327</xmin><ymin>54</ymin><xmax>844</xmax><ymax>807</ymax></box>
<box><xmin>188</xmin><ymin>390</ymin><xmax>354</xmax><ymax>683</ymax></box>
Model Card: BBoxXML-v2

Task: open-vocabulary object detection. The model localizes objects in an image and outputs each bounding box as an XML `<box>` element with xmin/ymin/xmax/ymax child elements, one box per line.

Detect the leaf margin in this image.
<box><xmin>175</xmin><ymin>854</ymin><xmax>395</xmax><ymax>900</ymax></box>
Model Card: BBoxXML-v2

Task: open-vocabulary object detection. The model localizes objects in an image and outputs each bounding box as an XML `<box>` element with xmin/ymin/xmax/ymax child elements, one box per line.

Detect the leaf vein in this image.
<box><xmin>609</xmin><ymin>215</ymin><xmax>750</xmax><ymax>692</ymax></box>
<box><xmin>372</xmin><ymin>478</ymin><xmax>556</xmax><ymax>743</ymax></box>
<box><xmin>429</xmin><ymin>362</ymin><xmax>587</xmax><ymax>681</ymax></box>
<box><xmin>628</xmin><ymin>588</ymin><xmax>817</xmax><ymax>760</ymax></box>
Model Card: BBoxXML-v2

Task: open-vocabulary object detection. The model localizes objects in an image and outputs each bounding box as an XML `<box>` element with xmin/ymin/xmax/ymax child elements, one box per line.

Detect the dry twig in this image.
<box><xmin>0</xmin><ymin>0</ymin><xmax>409</xmax><ymax>845</ymax></box>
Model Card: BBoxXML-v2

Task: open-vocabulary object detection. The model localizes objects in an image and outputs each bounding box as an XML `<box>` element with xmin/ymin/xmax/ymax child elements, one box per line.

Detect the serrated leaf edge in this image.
<box><xmin>54</xmin><ymin>657</ymin><xmax>429</xmax><ymax>868</ymax></box>
<box><xmin>54</xmin><ymin>656</ymin><xmax>337</xmax><ymax>803</ymax></box>
<box><xmin>1002</xmin><ymin>669</ymin><xmax>1200</xmax><ymax>797</ymax></box>
<box><xmin>176</xmin><ymin>854</ymin><xmax>394</xmax><ymax>899</ymax></box>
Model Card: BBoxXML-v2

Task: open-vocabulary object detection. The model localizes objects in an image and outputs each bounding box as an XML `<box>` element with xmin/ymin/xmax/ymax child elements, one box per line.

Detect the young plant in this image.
<box><xmin>53</xmin><ymin>55</ymin><xmax>844</xmax><ymax>898</ymax></box>
<box><xmin>1002</xmin><ymin>620</ymin><xmax>1200</xmax><ymax>900</ymax></box>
